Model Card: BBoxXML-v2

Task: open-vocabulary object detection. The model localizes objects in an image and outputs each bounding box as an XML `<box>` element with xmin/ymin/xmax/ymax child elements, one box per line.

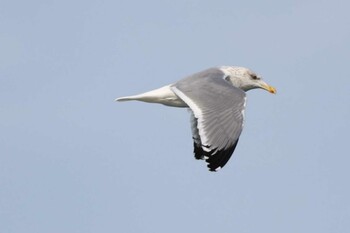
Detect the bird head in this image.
<box><xmin>221</xmin><ymin>66</ymin><xmax>276</xmax><ymax>94</ymax></box>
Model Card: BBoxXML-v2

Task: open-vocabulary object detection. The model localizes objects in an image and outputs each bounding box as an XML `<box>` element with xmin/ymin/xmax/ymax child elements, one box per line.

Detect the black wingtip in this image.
<box><xmin>204</xmin><ymin>139</ymin><xmax>239</xmax><ymax>172</ymax></box>
<box><xmin>193</xmin><ymin>139</ymin><xmax>240</xmax><ymax>171</ymax></box>
<box><xmin>193</xmin><ymin>142</ymin><xmax>205</xmax><ymax>160</ymax></box>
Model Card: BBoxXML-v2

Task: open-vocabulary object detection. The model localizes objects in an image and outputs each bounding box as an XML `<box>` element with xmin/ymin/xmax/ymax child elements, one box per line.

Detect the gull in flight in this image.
<box><xmin>116</xmin><ymin>66</ymin><xmax>276</xmax><ymax>171</ymax></box>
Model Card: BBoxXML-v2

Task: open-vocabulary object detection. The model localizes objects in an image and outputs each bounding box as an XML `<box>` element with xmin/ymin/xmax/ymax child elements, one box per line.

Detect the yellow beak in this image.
<box><xmin>260</xmin><ymin>81</ymin><xmax>277</xmax><ymax>94</ymax></box>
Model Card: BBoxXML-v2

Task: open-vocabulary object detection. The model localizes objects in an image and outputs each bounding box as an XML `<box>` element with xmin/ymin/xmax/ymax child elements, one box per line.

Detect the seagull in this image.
<box><xmin>116</xmin><ymin>66</ymin><xmax>276</xmax><ymax>171</ymax></box>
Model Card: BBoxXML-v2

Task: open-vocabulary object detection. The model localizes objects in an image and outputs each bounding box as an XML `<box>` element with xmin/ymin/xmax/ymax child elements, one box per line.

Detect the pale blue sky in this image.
<box><xmin>1</xmin><ymin>0</ymin><xmax>350</xmax><ymax>232</ymax></box>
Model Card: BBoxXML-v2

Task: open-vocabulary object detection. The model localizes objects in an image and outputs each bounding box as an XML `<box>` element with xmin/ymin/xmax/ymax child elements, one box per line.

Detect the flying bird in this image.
<box><xmin>116</xmin><ymin>66</ymin><xmax>276</xmax><ymax>171</ymax></box>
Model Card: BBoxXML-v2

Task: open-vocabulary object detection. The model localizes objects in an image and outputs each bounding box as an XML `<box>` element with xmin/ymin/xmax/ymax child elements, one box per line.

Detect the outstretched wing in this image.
<box><xmin>171</xmin><ymin>68</ymin><xmax>246</xmax><ymax>171</ymax></box>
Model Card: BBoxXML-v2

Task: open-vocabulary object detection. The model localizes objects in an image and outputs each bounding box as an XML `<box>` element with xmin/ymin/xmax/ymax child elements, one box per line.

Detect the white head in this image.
<box><xmin>220</xmin><ymin>66</ymin><xmax>276</xmax><ymax>93</ymax></box>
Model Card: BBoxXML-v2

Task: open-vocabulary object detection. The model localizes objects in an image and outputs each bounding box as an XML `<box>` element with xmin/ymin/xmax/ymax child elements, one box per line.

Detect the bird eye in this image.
<box><xmin>251</xmin><ymin>74</ymin><xmax>258</xmax><ymax>80</ymax></box>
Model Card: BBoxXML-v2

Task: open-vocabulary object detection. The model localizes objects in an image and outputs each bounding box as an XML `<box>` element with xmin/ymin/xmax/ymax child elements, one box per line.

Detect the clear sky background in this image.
<box><xmin>1</xmin><ymin>0</ymin><xmax>350</xmax><ymax>232</ymax></box>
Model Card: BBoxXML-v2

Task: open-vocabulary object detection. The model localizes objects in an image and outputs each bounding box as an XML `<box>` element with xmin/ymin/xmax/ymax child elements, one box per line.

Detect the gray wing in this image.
<box><xmin>171</xmin><ymin>68</ymin><xmax>246</xmax><ymax>171</ymax></box>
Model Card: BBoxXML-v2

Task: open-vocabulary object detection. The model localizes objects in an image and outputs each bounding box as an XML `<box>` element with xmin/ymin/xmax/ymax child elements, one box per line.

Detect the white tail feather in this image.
<box><xmin>115</xmin><ymin>95</ymin><xmax>143</xmax><ymax>102</ymax></box>
<box><xmin>115</xmin><ymin>85</ymin><xmax>187</xmax><ymax>107</ymax></box>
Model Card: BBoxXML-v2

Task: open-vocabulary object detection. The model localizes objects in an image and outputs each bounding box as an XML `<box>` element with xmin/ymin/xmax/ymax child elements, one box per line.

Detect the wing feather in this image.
<box><xmin>171</xmin><ymin>68</ymin><xmax>246</xmax><ymax>171</ymax></box>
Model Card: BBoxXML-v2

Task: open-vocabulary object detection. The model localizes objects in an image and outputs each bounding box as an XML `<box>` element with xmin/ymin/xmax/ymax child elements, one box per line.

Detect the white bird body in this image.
<box><xmin>116</xmin><ymin>66</ymin><xmax>276</xmax><ymax>171</ymax></box>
